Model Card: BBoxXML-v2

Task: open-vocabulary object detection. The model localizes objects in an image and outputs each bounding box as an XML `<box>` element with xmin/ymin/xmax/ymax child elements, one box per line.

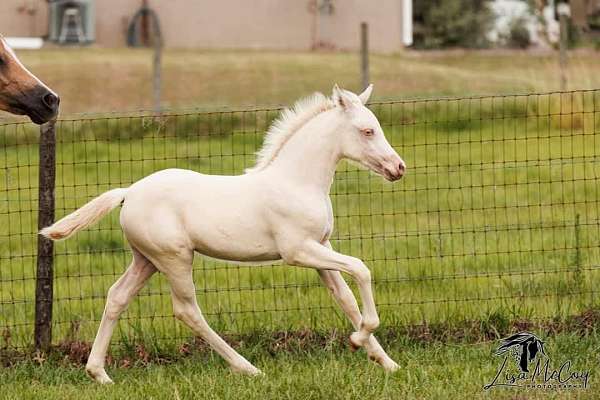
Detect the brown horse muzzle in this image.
<box><xmin>0</xmin><ymin>35</ymin><xmax>60</xmax><ymax>124</ymax></box>
<box><xmin>16</xmin><ymin>85</ymin><xmax>60</xmax><ymax>124</ymax></box>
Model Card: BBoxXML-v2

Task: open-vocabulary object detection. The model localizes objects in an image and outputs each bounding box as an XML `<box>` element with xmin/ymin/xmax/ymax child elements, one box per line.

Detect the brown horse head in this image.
<box><xmin>0</xmin><ymin>36</ymin><xmax>59</xmax><ymax>124</ymax></box>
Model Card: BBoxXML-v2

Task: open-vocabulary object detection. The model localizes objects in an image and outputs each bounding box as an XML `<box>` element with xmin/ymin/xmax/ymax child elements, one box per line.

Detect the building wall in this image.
<box><xmin>0</xmin><ymin>0</ymin><xmax>48</xmax><ymax>38</ymax></box>
<box><xmin>1</xmin><ymin>0</ymin><xmax>407</xmax><ymax>53</ymax></box>
<box><xmin>94</xmin><ymin>0</ymin><xmax>315</xmax><ymax>50</ymax></box>
<box><xmin>96</xmin><ymin>0</ymin><xmax>406</xmax><ymax>52</ymax></box>
<box><xmin>316</xmin><ymin>0</ymin><xmax>404</xmax><ymax>51</ymax></box>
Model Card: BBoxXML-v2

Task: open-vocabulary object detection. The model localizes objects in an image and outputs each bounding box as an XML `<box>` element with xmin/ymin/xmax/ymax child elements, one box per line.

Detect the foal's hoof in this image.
<box><xmin>379</xmin><ymin>358</ymin><xmax>400</xmax><ymax>373</ymax></box>
<box><xmin>86</xmin><ymin>365</ymin><xmax>114</xmax><ymax>384</ymax></box>
<box><xmin>230</xmin><ymin>364</ymin><xmax>263</xmax><ymax>376</ymax></box>
<box><xmin>366</xmin><ymin>351</ymin><xmax>400</xmax><ymax>372</ymax></box>
<box><xmin>349</xmin><ymin>331</ymin><xmax>367</xmax><ymax>349</ymax></box>
<box><xmin>349</xmin><ymin>336</ymin><xmax>360</xmax><ymax>352</ymax></box>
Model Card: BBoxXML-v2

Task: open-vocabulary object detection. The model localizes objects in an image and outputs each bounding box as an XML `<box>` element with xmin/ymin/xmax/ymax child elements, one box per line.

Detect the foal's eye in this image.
<box><xmin>361</xmin><ymin>128</ymin><xmax>374</xmax><ymax>137</ymax></box>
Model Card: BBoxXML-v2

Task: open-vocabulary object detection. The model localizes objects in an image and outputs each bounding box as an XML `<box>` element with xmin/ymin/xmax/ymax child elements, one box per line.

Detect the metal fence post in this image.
<box><xmin>34</xmin><ymin>120</ymin><xmax>57</xmax><ymax>351</ymax></box>
<box><xmin>360</xmin><ymin>22</ymin><xmax>369</xmax><ymax>91</ymax></box>
<box><xmin>558</xmin><ymin>3</ymin><xmax>570</xmax><ymax>91</ymax></box>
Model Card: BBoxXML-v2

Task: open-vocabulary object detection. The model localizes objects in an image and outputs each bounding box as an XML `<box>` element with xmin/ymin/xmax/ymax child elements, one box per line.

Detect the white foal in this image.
<box><xmin>41</xmin><ymin>84</ymin><xmax>406</xmax><ymax>383</ymax></box>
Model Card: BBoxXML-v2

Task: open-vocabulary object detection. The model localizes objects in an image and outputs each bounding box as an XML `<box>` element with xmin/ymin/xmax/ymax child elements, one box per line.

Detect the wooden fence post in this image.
<box><xmin>34</xmin><ymin>120</ymin><xmax>56</xmax><ymax>351</ymax></box>
<box><xmin>153</xmin><ymin>36</ymin><xmax>162</xmax><ymax>113</ymax></box>
<box><xmin>360</xmin><ymin>22</ymin><xmax>369</xmax><ymax>91</ymax></box>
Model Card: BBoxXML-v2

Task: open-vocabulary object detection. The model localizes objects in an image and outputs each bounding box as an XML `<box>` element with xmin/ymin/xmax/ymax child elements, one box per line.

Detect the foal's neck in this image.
<box><xmin>266</xmin><ymin>110</ymin><xmax>342</xmax><ymax>193</ymax></box>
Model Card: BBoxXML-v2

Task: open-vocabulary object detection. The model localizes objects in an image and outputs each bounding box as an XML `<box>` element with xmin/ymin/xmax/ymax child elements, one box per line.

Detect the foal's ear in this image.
<box><xmin>358</xmin><ymin>84</ymin><xmax>373</xmax><ymax>104</ymax></box>
<box><xmin>332</xmin><ymin>84</ymin><xmax>358</xmax><ymax>112</ymax></box>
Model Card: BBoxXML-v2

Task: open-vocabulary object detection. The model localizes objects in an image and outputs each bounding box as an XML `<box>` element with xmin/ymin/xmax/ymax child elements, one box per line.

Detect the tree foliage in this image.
<box><xmin>413</xmin><ymin>0</ymin><xmax>494</xmax><ymax>49</ymax></box>
<box><xmin>507</xmin><ymin>17</ymin><xmax>531</xmax><ymax>48</ymax></box>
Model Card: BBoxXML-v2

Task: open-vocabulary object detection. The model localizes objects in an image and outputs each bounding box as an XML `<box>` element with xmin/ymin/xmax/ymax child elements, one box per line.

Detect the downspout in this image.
<box><xmin>402</xmin><ymin>0</ymin><xmax>413</xmax><ymax>46</ymax></box>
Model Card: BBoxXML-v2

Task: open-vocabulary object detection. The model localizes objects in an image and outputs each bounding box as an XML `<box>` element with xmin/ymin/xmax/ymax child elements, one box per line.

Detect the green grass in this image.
<box><xmin>1</xmin><ymin>331</ymin><xmax>598</xmax><ymax>399</ymax></box>
<box><xmin>2</xmin><ymin>50</ymin><xmax>600</xmax><ymax>399</ymax></box>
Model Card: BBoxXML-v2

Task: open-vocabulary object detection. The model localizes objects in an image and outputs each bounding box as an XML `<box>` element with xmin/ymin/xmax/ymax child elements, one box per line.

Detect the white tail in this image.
<box><xmin>40</xmin><ymin>188</ymin><xmax>128</xmax><ymax>241</ymax></box>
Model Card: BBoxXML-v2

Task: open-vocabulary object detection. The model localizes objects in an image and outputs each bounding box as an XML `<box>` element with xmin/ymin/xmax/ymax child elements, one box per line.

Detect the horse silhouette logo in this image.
<box><xmin>495</xmin><ymin>332</ymin><xmax>546</xmax><ymax>372</ymax></box>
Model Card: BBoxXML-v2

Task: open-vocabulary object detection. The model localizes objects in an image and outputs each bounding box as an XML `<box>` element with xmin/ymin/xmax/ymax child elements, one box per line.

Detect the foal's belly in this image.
<box><xmin>194</xmin><ymin>241</ymin><xmax>282</xmax><ymax>263</ymax></box>
<box><xmin>180</xmin><ymin>184</ymin><xmax>282</xmax><ymax>263</ymax></box>
<box><xmin>188</xmin><ymin>216</ymin><xmax>282</xmax><ymax>263</ymax></box>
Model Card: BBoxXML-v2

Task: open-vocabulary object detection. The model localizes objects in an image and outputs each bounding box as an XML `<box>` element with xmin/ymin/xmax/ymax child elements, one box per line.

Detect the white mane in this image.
<box><xmin>245</xmin><ymin>92</ymin><xmax>335</xmax><ymax>173</ymax></box>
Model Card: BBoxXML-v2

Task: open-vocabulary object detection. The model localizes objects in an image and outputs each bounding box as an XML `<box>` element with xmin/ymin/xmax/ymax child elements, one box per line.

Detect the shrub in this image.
<box><xmin>413</xmin><ymin>0</ymin><xmax>494</xmax><ymax>49</ymax></box>
<box><xmin>507</xmin><ymin>17</ymin><xmax>531</xmax><ymax>49</ymax></box>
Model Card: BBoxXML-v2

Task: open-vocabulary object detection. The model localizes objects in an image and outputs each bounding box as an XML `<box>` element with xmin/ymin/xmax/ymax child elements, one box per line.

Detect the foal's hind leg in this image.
<box><xmin>156</xmin><ymin>255</ymin><xmax>261</xmax><ymax>375</ymax></box>
<box><xmin>319</xmin><ymin>269</ymin><xmax>399</xmax><ymax>372</ymax></box>
<box><xmin>86</xmin><ymin>248</ymin><xmax>157</xmax><ymax>384</ymax></box>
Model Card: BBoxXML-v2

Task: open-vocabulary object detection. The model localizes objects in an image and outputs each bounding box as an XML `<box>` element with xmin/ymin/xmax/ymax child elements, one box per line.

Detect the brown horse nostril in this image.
<box><xmin>42</xmin><ymin>92</ymin><xmax>59</xmax><ymax>110</ymax></box>
<box><xmin>398</xmin><ymin>163</ymin><xmax>406</xmax><ymax>173</ymax></box>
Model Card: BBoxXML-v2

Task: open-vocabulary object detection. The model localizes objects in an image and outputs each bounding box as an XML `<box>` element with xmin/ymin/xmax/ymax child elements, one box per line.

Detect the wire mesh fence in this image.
<box><xmin>2</xmin><ymin>89</ymin><xmax>600</xmax><ymax>349</ymax></box>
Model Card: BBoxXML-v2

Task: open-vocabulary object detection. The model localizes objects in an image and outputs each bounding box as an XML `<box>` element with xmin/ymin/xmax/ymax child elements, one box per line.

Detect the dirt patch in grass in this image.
<box><xmin>388</xmin><ymin>308</ymin><xmax>600</xmax><ymax>344</ymax></box>
<box><xmin>2</xmin><ymin>308</ymin><xmax>598</xmax><ymax>368</ymax></box>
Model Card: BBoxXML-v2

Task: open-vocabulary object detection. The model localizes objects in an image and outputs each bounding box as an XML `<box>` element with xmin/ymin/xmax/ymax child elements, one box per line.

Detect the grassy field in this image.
<box><xmin>2</xmin><ymin>49</ymin><xmax>600</xmax><ymax>398</ymax></box>
<box><xmin>2</xmin><ymin>89</ymin><xmax>600</xmax><ymax>348</ymax></box>
<box><xmin>5</xmin><ymin>48</ymin><xmax>600</xmax><ymax>115</ymax></box>
<box><xmin>1</xmin><ymin>331</ymin><xmax>598</xmax><ymax>400</ymax></box>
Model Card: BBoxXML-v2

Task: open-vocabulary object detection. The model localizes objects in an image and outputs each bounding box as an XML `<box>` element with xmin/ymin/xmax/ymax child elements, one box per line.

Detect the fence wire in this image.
<box><xmin>2</xmin><ymin>90</ymin><xmax>600</xmax><ymax>348</ymax></box>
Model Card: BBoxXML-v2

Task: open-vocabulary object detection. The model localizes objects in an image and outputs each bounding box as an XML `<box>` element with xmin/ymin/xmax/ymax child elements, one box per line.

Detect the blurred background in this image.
<box><xmin>1</xmin><ymin>0</ymin><xmax>600</xmax><ymax>115</ymax></box>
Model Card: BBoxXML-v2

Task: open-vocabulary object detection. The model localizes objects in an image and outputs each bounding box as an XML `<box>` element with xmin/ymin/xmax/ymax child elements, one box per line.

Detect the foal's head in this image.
<box><xmin>0</xmin><ymin>36</ymin><xmax>59</xmax><ymax>124</ymax></box>
<box><xmin>333</xmin><ymin>85</ymin><xmax>405</xmax><ymax>181</ymax></box>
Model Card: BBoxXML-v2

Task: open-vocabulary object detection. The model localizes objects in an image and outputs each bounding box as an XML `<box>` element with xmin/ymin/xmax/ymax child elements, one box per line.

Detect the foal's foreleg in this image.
<box><xmin>86</xmin><ymin>249</ymin><xmax>156</xmax><ymax>384</ymax></box>
<box><xmin>164</xmin><ymin>264</ymin><xmax>261</xmax><ymax>375</ymax></box>
<box><xmin>286</xmin><ymin>240</ymin><xmax>379</xmax><ymax>347</ymax></box>
<box><xmin>319</xmin><ymin>269</ymin><xmax>399</xmax><ymax>372</ymax></box>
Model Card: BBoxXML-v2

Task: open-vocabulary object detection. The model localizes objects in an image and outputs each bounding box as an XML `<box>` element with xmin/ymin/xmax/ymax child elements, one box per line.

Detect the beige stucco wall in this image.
<box><xmin>94</xmin><ymin>0</ymin><xmax>315</xmax><ymax>50</ymax></box>
<box><xmin>1</xmin><ymin>0</ymin><xmax>406</xmax><ymax>53</ymax></box>
<box><xmin>0</xmin><ymin>0</ymin><xmax>48</xmax><ymax>38</ymax></box>
<box><xmin>95</xmin><ymin>0</ymin><xmax>405</xmax><ymax>52</ymax></box>
<box><xmin>316</xmin><ymin>0</ymin><xmax>404</xmax><ymax>52</ymax></box>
